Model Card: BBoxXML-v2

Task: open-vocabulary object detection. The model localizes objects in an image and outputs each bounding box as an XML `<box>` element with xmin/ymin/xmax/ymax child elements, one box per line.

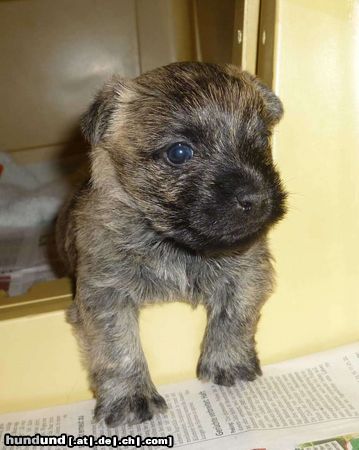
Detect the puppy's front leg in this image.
<box><xmin>197</xmin><ymin>291</ymin><xmax>264</xmax><ymax>387</ymax></box>
<box><xmin>71</xmin><ymin>285</ymin><xmax>167</xmax><ymax>427</ymax></box>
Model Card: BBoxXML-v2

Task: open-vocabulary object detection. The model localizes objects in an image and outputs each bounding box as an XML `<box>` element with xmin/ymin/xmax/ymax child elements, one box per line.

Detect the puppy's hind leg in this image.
<box><xmin>73</xmin><ymin>284</ymin><xmax>167</xmax><ymax>427</ymax></box>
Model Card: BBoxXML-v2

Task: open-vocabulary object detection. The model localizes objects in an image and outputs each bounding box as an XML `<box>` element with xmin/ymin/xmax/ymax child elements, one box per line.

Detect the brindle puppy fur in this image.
<box><xmin>56</xmin><ymin>62</ymin><xmax>287</xmax><ymax>427</ymax></box>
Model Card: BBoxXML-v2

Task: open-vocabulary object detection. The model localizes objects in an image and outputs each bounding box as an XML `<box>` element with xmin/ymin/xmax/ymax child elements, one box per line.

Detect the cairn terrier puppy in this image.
<box><xmin>56</xmin><ymin>62</ymin><xmax>287</xmax><ymax>427</ymax></box>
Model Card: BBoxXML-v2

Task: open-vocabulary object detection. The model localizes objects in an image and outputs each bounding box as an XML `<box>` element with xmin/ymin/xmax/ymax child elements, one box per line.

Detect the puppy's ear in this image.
<box><xmin>250</xmin><ymin>76</ymin><xmax>283</xmax><ymax>126</ymax></box>
<box><xmin>224</xmin><ymin>64</ymin><xmax>283</xmax><ymax>126</ymax></box>
<box><xmin>81</xmin><ymin>76</ymin><xmax>129</xmax><ymax>145</ymax></box>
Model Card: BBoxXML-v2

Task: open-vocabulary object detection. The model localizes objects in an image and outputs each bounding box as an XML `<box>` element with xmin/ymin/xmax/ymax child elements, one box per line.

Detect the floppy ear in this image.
<box><xmin>224</xmin><ymin>64</ymin><xmax>284</xmax><ymax>126</ymax></box>
<box><xmin>81</xmin><ymin>76</ymin><xmax>129</xmax><ymax>145</ymax></box>
<box><xmin>250</xmin><ymin>75</ymin><xmax>283</xmax><ymax>126</ymax></box>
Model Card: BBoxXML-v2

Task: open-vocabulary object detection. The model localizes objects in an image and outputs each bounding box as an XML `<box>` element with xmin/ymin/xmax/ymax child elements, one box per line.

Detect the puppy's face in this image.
<box><xmin>83</xmin><ymin>63</ymin><xmax>287</xmax><ymax>252</ymax></box>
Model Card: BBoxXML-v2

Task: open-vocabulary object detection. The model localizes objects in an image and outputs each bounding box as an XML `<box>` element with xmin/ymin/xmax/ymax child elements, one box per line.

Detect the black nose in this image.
<box><xmin>237</xmin><ymin>198</ymin><xmax>254</xmax><ymax>211</ymax></box>
<box><xmin>236</xmin><ymin>190</ymin><xmax>269</xmax><ymax>212</ymax></box>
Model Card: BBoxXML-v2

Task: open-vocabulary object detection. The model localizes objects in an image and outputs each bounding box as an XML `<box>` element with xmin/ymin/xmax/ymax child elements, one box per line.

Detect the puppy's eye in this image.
<box><xmin>166</xmin><ymin>143</ymin><xmax>193</xmax><ymax>165</ymax></box>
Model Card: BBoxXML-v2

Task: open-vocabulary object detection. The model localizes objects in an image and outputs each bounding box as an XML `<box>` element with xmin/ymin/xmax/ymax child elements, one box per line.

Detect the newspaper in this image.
<box><xmin>297</xmin><ymin>433</ymin><xmax>359</xmax><ymax>449</ymax></box>
<box><xmin>0</xmin><ymin>343</ymin><xmax>358</xmax><ymax>450</ymax></box>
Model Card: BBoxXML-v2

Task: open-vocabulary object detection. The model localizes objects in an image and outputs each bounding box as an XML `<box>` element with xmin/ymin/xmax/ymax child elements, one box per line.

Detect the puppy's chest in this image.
<box><xmin>127</xmin><ymin>252</ymin><xmax>217</xmax><ymax>303</ymax></box>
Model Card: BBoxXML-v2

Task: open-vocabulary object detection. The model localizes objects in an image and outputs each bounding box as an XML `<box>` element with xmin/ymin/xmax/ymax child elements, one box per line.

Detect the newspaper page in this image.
<box><xmin>0</xmin><ymin>343</ymin><xmax>358</xmax><ymax>450</ymax></box>
<box><xmin>297</xmin><ymin>432</ymin><xmax>359</xmax><ymax>449</ymax></box>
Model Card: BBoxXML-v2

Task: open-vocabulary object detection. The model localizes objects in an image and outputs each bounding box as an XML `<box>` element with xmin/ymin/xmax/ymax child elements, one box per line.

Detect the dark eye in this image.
<box><xmin>166</xmin><ymin>143</ymin><xmax>193</xmax><ymax>165</ymax></box>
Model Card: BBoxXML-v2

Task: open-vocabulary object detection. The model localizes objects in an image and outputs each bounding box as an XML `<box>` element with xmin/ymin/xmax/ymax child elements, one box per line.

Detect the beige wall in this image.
<box><xmin>258</xmin><ymin>0</ymin><xmax>359</xmax><ymax>361</ymax></box>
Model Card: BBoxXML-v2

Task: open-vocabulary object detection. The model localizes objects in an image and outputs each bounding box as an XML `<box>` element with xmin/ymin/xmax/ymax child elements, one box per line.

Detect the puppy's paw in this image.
<box><xmin>197</xmin><ymin>354</ymin><xmax>262</xmax><ymax>386</ymax></box>
<box><xmin>94</xmin><ymin>392</ymin><xmax>167</xmax><ymax>427</ymax></box>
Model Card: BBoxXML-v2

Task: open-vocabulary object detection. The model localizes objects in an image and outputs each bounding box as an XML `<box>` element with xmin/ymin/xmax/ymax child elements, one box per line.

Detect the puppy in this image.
<box><xmin>56</xmin><ymin>62</ymin><xmax>287</xmax><ymax>427</ymax></box>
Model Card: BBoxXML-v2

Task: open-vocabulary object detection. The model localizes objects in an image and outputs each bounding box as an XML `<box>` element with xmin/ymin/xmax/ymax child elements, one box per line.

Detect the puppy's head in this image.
<box><xmin>82</xmin><ymin>62</ymin><xmax>287</xmax><ymax>252</ymax></box>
